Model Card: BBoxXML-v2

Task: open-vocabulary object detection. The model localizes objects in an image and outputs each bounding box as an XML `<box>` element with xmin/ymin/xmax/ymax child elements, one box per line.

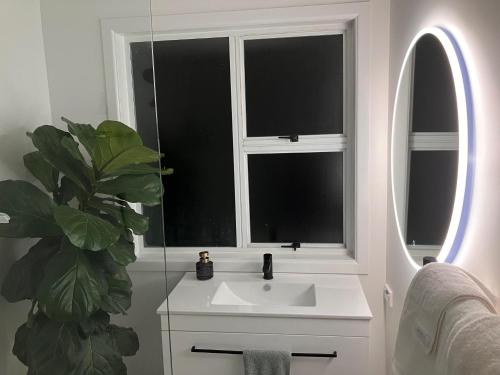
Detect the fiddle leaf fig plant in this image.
<box><xmin>0</xmin><ymin>118</ymin><xmax>171</xmax><ymax>375</ymax></box>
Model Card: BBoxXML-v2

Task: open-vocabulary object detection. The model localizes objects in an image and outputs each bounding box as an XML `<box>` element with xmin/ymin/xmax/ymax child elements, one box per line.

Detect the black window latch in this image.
<box><xmin>278</xmin><ymin>135</ymin><xmax>299</xmax><ymax>142</ymax></box>
<box><xmin>281</xmin><ymin>242</ymin><xmax>301</xmax><ymax>251</ymax></box>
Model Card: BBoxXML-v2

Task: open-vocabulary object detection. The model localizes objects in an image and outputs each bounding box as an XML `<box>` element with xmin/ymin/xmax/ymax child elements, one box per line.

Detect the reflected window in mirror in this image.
<box><xmin>129</xmin><ymin>28</ymin><xmax>354</xmax><ymax>252</ymax></box>
<box><xmin>406</xmin><ymin>34</ymin><xmax>459</xmax><ymax>255</ymax></box>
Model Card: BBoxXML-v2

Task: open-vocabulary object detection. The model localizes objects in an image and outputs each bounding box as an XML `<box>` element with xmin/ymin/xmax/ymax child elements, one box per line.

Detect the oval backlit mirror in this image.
<box><xmin>391</xmin><ymin>27</ymin><xmax>474</xmax><ymax>268</ymax></box>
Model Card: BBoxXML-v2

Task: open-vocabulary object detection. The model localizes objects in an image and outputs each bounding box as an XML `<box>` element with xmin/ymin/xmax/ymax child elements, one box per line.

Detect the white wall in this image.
<box><xmin>112</xmin><ymin>272</ymin><xmax>184</xmax><ymax>375</ymax></box>
<box><xmin>364</xmin><ymin>1</ymin><xmax>390</xmax><ymax>375</ymax></box>
<box><xmin>151</xmin><ymin>0</ymin><xmax>366</xmax><ymax>15</ymax></box>
<box><xmin>39</xmin><ymin>0</ymin><xmax>152</xmax><ymax>125</ymax></box>
<box><xmin>0</xmin><ymin>1</ymin><xmax>52</xmax><ymax>374</ymax></box>
<box><xmin>386</xmin><ymin>0</ymin><xmax>500</xmax><ymax>370</ymax></box>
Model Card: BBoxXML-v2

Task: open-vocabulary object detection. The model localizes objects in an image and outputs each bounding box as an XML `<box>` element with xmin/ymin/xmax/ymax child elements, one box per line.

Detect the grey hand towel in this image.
<box><xmin>243</xmin><ymin>349</ymin><xmax>291</xmax><ymax>375</ymax></box>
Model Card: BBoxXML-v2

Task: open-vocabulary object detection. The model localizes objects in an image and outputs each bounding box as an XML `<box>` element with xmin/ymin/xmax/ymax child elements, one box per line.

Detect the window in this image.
<box><xmin>241</xmin><ymin>33</ymin><xmax>351</xmax><ymax>250</ymax></box>
<box><xmin>131</xmin><ymin>38</ymin><xmax>237</xmax><ymax>247</ymax></box>
<box><xmin>243</xmin><ymin>35</ymin><xmax>344</xmax><ymax>137</ymax></box>
<box><xmin>126</xmin><ymin>23</ymin><xmax>356</xmax><ymax>254</ymax></box>
<box><xmin>247</xmin><ymin>152</ymin><xmax>344</xmax><ymax>244</ymax></box>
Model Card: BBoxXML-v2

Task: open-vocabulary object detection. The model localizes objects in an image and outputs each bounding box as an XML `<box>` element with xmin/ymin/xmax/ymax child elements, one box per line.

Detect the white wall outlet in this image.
<box><xmin>384</xmin><ymin>284</ymin><xmax>393</xmax><ymax>309</ymax></box>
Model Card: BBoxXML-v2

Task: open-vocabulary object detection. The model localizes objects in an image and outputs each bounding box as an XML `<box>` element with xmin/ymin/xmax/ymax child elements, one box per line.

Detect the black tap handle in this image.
<box><xmin>278</xmin><ymin>135</ymin><xmax>299</xmax><ymax>142</ymax></box>
<box><xmin>281</xmin><ymin>242</ymin><xmax>301</xmax><ymax>251</ymax></box>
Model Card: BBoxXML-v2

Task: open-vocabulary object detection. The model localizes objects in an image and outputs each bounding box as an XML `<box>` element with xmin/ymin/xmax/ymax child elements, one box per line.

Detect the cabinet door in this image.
<box><xmin>169</xmin><ymin>331</ymin><xmax>368</xmax><ymax>375</ymax></box>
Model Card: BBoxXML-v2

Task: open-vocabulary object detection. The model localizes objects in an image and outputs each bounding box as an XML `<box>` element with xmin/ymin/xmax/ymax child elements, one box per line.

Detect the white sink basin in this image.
<box><xmin>211</xmin><ymin>281</ymin><xmax>316</xmax><ymax>307</ymax></box>
<box><xmin>159</xmin><ymin>272</ymin><xmax>372</xmax><ymax>320</ymax></box>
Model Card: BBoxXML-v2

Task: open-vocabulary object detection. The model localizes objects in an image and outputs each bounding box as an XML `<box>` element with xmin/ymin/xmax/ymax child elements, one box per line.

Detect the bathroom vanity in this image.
<box><xmin>157</xmin><ymin>273</ymin><xmax>372</xmax><ymax>375</ymax></box>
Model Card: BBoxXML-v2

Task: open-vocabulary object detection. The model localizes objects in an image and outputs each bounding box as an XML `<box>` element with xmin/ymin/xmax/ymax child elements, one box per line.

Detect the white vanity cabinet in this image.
<box><xmin>158</xmin><ymin>273</ymin><xmax>372</xmax><ymax>375</ymax></box>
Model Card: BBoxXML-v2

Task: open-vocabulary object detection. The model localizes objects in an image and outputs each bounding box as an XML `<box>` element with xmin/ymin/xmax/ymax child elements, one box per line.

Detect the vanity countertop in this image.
<box><xmin>157</xmin><ymin>272</ymin><xmax>372</xmax><ymax>320</ymax></box>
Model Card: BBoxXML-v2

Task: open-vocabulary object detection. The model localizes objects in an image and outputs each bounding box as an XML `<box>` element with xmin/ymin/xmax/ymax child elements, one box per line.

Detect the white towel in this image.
<box><xmin>402</xmin><ymin>263</ymin><xmax>495</xmax><ymax>353</ymax></box>
<box><xmin>427</xmin><ymin>298</ymin><xmax>500</xmax><ymax>375</ymax></box>
<box><xmin>445</xmin><ymin>311</ymin><xmax>500</xmax><ymax>375</ymax></box>
<box><xmin>393</xmin><ymin>263</ymin><xmax>497</xmax><ymax>375</ymax></box>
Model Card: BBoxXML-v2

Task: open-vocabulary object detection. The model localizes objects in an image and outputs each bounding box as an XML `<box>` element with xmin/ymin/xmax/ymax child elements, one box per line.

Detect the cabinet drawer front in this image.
<box><xmin>169</xmin><ymin>331</ymin><xmax>368</xmax><ymax>375</ymax></box>
<box><xmin>166</xmin><ymin>315</ymin><xmax>370</xmax><ymax>337</ymax></box>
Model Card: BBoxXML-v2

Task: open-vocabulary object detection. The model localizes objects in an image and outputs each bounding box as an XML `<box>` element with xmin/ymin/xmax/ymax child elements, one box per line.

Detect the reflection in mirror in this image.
<box><xmin>391</xmin><ymin>28</ymin><xmax>473</xmax><ymax>268</ymax></box>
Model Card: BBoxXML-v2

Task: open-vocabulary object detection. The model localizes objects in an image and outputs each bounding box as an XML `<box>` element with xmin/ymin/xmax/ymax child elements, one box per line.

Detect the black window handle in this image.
<box><xmin>278</xmin><ymin>135</ymin><xmax>299</xmax><ymax>142</ymax></box>
<box><xmin>281</xmin><ymin>242</ymin><xmax>301</xmax><ymax>251</ymax></box>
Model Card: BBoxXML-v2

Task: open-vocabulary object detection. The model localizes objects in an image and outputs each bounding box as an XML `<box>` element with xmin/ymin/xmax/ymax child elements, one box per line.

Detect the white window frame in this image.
<box><xmin>239</xmin><ymin>28</ymin><xmax>353</xmax><ymax>253</ymax></box>
<box><xmin>101</xmin><ymin>3</ymin><xmax>370</xmax><ymax>274</ymax></box>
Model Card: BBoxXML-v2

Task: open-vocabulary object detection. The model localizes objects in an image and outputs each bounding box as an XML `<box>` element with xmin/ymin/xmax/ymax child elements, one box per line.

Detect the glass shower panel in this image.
<box><xmin>0</xmin><ymin>2</ymin><xmax>173</xmax><ymax>375</ymax></box>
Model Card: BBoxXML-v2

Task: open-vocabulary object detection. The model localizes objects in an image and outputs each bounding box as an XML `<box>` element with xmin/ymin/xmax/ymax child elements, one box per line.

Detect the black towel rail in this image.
<box><xmin>190</xmin><ymin>346</ymin><xmax>338</xmax><ymax>358</ymax></box>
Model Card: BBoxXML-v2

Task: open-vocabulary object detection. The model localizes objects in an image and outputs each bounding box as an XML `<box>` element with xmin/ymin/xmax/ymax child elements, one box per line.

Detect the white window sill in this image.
<box><xmin>128</xmin><ymin>248</ymin><xmax>365</xmax><ymax>274</ymax></box>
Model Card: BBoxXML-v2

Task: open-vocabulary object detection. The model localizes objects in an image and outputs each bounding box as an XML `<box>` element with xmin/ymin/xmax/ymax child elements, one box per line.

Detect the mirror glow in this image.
<box><xmin>390</xmin><ymin>27</ymin><xmax>474</xmax><ymax>268</ymax></box>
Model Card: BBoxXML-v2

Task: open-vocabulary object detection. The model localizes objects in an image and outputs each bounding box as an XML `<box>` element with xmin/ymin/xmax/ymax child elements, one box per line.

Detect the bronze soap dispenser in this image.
<box><xmin>196</xmin><ymin>251</ymin><xmax>213</xmax><ymax>280</ymax></box>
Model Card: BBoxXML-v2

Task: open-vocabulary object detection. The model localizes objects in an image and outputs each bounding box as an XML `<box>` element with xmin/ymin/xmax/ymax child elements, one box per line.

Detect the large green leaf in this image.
<box><xmin>28</xmin><ymin>313</ymin><xmax>83</xmax><ymax>375</ymax></box>
<box><xmin>79</xmin><ymin>310</ymin><xmax>110</xmax><ymax>337</ymax></box>
<box><xmin>30</xmin><ymin>125</ymin><xmax>91</xmax><ymax>191</ymax></box>
<box><xmin>93</xmin><ymin>121</ymin><xmax>161</xmax><ymax>174</ymax></box>
<box><xmin>88</xmin><ymin>198</ymin><xmax>149</xmax><ymax>235</ymax></box>
<box><xmin>26</xmin><ymin>313</ymin><xmax>128</xmax><ymax>375</ymax></box>
<box><xmin>1</xmin><ymin>237</ymin><xmax>60</xmax><ymax>302</ymax></box>
<box><xmin>74</xmin><ymin>331</ymin><xmax>126</xmax><ymax>375</ymax></box>
<box><xmin>109</xmin><ymin>325</ymin><xmax>139</xmax><ymax>357</ymax></box>
<box><xmin>96</xmin><ymin>174</ymin><xmax>163</xmax><ymax>206</ymax></box>
<box><xmin>13</xmin><ymin>323</ymin><xmax>30</xmax><ymax>366</ymax></box>
<box><xmin>38</xmin><ymin>241</ymin><xmax>106</xmax><ymax>321</ymax></box>
<box><xmin>101</xmin><ymin>146</ymin><xmax>161</xmax><ymax>175</ymax></box>
<box><xmin>59</xmin><ymin>176</ymin><xmax>81</xmax><ymax>204</ymax></box>
<box><xmin>61</xmin><ymin>136</ymin><xmax>86</xmax><ymax>164</ymax></box>
<box><xmin>23</xmin><ymin>151</ymin><xmax>59</xmax><ymax>193</ymax></box>
<box><xmin>93</xmin><ymin>121</ymin><xmax>141</xmax><ymax>170</ymax></box>
<box><xmin>54</xmin><ymin>206</ymin><xmax>120</xmax><ymax>251</ymax></box>
<box><xmin>63</xmin><ymin>118</ymin><xmax>97</xmax><ymax>160</ymax></box>
<box><xmin>106</xmin><ymin>236</ymin><xmax>136</xmax><ymax>266</ymax></box>
<box><xmin>100</xmin><ymin>266</ymin><xmax>132</xmax><ymax>314</ymax></box>
<box><xmin>87</xmin><ymin>248</ymin><xmax>121</xmax><ymax>278</ymax></box>
<box><xmin>0</xmin><ymin>180</ymin><xmax>61</xmax><ymax>237</ymax></box>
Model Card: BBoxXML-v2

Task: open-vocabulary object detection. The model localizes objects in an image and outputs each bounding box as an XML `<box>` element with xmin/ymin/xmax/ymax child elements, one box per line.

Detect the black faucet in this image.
<box><xmin>263</xmin><ymin>253</ymin><xmax>273</xmax><ymax>280</ymax></box>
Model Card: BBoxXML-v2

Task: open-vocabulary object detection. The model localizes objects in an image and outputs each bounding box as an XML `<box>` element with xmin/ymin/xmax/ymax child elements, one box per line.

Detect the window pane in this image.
<box><xmin>248</xmin><ymin>153</ymin><xmax>343</xmax><ymax>244</ymax></box>
<box><xmin>411</xmin><ymin>34</ymin><xmax>458</xmax><ymax>132</ymax></box>
<box><xmin>131</xmin><ymin>38</ymin><xmax>237</xmax><ymax>247</ymax></box>
<box><xmin>244</xmin><ymin>35</ymin><xmax>344</xmax><ymax>137</ymax></box>
<box><xmin>406</xmin><ymin>151</ymin><xmax>458</xmax><ymax>246</ymax></box>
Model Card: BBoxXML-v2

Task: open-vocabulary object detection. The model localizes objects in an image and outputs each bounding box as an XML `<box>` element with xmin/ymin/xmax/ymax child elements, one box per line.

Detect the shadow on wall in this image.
<box><xmin>0</xmin><ymin>128</ymin><xmax>35</xmax><ymax>181</ymax></box>
<box><xmin>0</xmin><ymin>127</ymin><xmax>43</xmax><ymax>375</ymax></box>
<box><xmin>112</xmin><ymin>271</ymin><xmax>184</xmax><ymax>375</ymax></box>
<box><xmin>0</xmin><ymin>239</ymin><xmax>35</xmax><ymax>375</ymax></box>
